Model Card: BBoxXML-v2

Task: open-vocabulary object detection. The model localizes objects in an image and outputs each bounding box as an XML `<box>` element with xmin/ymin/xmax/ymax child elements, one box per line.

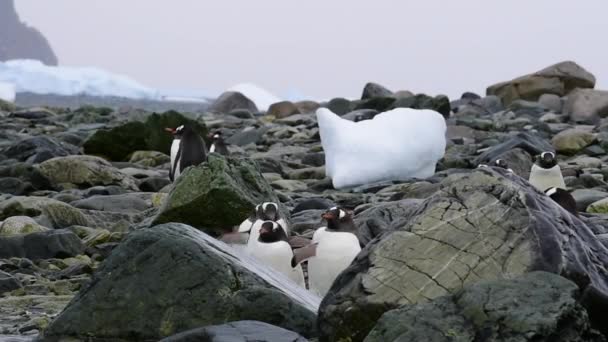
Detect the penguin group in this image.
<box><xmin>165</xmin><ymin>125</ymin><xmax>230</xmax><ymax>182</ymax></box>
<box><xmin>479</xmin><ymin>151</ymin><xmax>577</xmax><ymax>216</ymax></box>
<box><xmin>223</xmin><ymin>202</ymin><xmax>361</xmax><ymax>297</ymax></box>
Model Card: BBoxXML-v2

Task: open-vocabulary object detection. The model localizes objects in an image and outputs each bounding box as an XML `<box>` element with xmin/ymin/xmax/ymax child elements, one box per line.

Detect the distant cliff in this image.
<box><xmin>0</xmin><ymin>0</ymin><xmax>58</xmax><ymax>65</ymax></box>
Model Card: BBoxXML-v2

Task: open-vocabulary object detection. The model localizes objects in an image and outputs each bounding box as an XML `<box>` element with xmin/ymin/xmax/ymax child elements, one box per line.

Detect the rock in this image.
<box><xmin>71</xmin><ymin>193</ymin><xmax>152</xmax><ymax>213</ymax></box>
<box><xmin>9</xmin><ymin>107</ymin><xmax>56</xmax><ymax>119</ymax></box>
<box><xmin>0</xmin><ymin>229</ymin><xmax>84</xmax><ymax>260</ymax></box>
<box><xmin>0</xmin><ymin>216</ymin><xmax>48</xmax><ymax>236</ymax></box>
<box><xmin>267</xmin><ymin>101</ymin><xmax>301</xmax><ymax>118</ymax></box>
<box><xmin>538</xmin><ymin>93</ymin><xmax>563</xmax><ymax>113</ymax></box>
<box><xmin>0</xmin><ymin>196</ymin><xmax>82</xmax><ymax>223</ymax></box>
<box><xmin>361</xmin><ymin>82</ymin><xmax>393</xmax><ymax>99</ymax></box>
<box><xmin>43</xmin><ymin>223</ymin><xmax>319</xmax><ymax>341</ymax></box>
<box><xmin>492</xmin><ymin>147</ymin><xmax>533</xmax><ymax>179</ymax></box>
<box><xmin>301</xmin><ymin>152</ymin><xmax>325</xmax><ymax>167</ymax></box>
<box><xmin>325</xmin><ymin>98</ymin><xmax>352</xmax><ymax>116</ymax></box>
<box><xmin>2</xmin><ymin>136</ymin><xmax>80</xmax><ymax>164</ymax></box>
<box><xmin>287</xmin><ymin>167</ymin><xmax>325</xmax><ymax>180</ymax></box>
<box><xmin>209</xmin><ymin>91</ymin><xmax>258</xmax><ymax>113</ymax></box>
<box><xmin>160</xmin><ymin>321</ymin><xmax>308</xmax><ymax>342</ymax></box>
<box><xmin>226</xmin><ymin>126</ymin><xmax>269</xmax><ymax>146</ymax></box>
<box><xmin>565</xmin><ymin>88</ymin><xmax>608</xmax><ymax>123</ymax></box>
<box><xmin>365</xmin><ymin>272</ymin><xmax>603</xmax><ymax>342</ymax></box>
<box><xmin>83</xmin><ymin>111</ymin><xmax>207</xmax><ymax>161</ymax></box>
<box><xmin>474</xmin><ymin>132</ymin><xmax>553</xmax><ymax>166</ymax></box>
<box><xmin>153</xmin><ymin>154</ymin><xmax>284</xmax><ymax>235</ymax></box>
<box><xmin>128</xmin><ymin>150</ymin><xmax>170</xmax><ymax>167</ymax></box>
<box><xmin>392</xmin><ymin>94</ymin><xmax>451</xmax><ymax>117</ymax></box>
<box><xmin>139</xmin><ymin>177</ymin><xmax>172</xmax><ymax>192</ymax></box>
<box><xmin>353</xmin><ymin>97</ymin><xmax>396</xmax><ymax>113</ymax></box>
<box><xmin>0</xmin><ymin>162</ymin><xmax>51</xmax><ymax>190</ymax></box>
<box><xmin>292</xmin><ymin>197</ymin><xmax>334</xmax><ymax>213</ymax></box>
<box><xmin>294</xmin><ymin>100</ymin><xmax>320</xmax><ymax>114</ymax></box>
<box><xmin>275</xmin><ymin>114</ymin><xmax>316</xmax><ymax>126</ymax></box>
<box><xmin>341</xmin><ymin>109</ymin><xmax>379</xmax><ymax>122</ymax></box>
<box><xmin>271</xmin><ymin>179</ymin><xmax>307</xmax><ymax>192</ymax></box>
<box><xmin>354</xmin><ymin>199</ymin><xmax>423</xmax><ymax>246</ymax></box>
<box><xmin>0</xmin><ymin>177</ymin><xmax>31</xmax><ymax>195</ymax></box>
<box><xmin>552</xmin><ymin>128</ymin><xmax>595</xmax><ymax>155</ymax></box>
<box><xmin>37</xmin><ymin>155</ymin><xmax>139</xmax><ymax>191</ymax></box>
<box><xmin>0</xmin><ymin>270</ymin><xmax>22</xmax><ymax>295</ymax></box>
<box><xmin>487</xmin><ymin>61</ymin><xmax>596</xmax><ymax>105</ymax></box>
<box><xmin>290</xmin><ymin>209</ymin><xmax>325</xmax><ymax>234</ymax></box>
<box><xmin>587</xmin><ymin>198</ymin><xmax>608</xmax><ymax>214</ymax></box>
<box><xmin>572</xmin><ymin>189</ymin><xmax>608</xmax><ymax>212</ymax></box>
<box><xmin>227</xmin><ymin>108</ymin><xmax>255</xmax><ymax>119</ymax></box>
<box><xmin>318</xmin><ymin>169</ymin><xmax>608</xmax><ymax>341</ymax></box>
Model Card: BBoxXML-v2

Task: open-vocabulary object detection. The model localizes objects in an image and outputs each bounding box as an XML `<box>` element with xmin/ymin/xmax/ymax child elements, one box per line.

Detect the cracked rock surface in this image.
<box><xmin>318</xmin><ymin>168</ymin><xmax>608</xmax><ymax>342</ymax></box>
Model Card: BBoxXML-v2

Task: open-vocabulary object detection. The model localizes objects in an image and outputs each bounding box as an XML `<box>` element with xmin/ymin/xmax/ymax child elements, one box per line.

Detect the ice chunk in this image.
<box><xmin>0</xmin><ymin>82</ymin><xmax>16</xmax><ymax>102</ymax></box>
<box><xmin>228</xmin><ymin>82</ymin><xmax>282</xmax><ymax>111</ymax></box>
<box><xmin>0</xmin><ymin>59</ymin><xmax>161</xmax><ymax>100</ymax></box>
<box><xmin>317</xmin><ymin>107</ymin><xmax>446</xmax><ymax>189</ymax></box>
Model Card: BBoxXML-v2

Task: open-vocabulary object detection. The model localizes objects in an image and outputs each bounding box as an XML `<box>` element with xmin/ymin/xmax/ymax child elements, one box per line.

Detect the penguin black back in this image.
<box><xmin>545</xmin><ymin>187</ymin><xmax>578</xmax><ymax>217</ymax></box>
<box><xmin>177</xmin><ymin>125</ymin><xmax>207</xmax><ymax>174</ymax></box>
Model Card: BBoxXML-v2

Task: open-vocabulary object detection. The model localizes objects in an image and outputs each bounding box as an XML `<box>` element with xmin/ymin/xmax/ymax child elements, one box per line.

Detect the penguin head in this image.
<box><xmin>258</xmin><ymin>221</ymin><xmax>287</xmax><ymax>243</ymax></box>
<box><xmin>536</xmin><ymin>151</ymin><xmax>557</xmax><ymax>169</ymax></box>
<box><xmin>208</xmin><ymin>131</ymin><xmax>224</xmax><ymax>142</ymax></box>
<box><xmin>257</xmin><ymin>202</ymin><xmax>279</xmax><ymax>221</ymax></box>
<box><xmin>322</xmin><ymin>206</ymin><xmax>351</xmax><ymax>224</ymax></box>
<box><xmin>494</xmin><ymin>159</ymin><xmax>509</xmax><ymax>169</ymax></box>
<box><xmin>164</xmin><ymin>124</ymin><xmax>187</xmax><ymax>138</ymax></box>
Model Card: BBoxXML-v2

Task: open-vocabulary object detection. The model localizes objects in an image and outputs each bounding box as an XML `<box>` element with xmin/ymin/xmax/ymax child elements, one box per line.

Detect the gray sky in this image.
<box><xmin>15</xmin><ymin>0</ymin><xmax>608</xmax><ymax>100</ymax></box>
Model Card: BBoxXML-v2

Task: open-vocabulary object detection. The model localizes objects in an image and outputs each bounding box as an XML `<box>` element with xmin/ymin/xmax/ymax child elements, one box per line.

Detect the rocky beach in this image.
<box><xmin>1</xmin><ymin>60</ymin><xmax>608</xmax><ymax>341</ymax></box>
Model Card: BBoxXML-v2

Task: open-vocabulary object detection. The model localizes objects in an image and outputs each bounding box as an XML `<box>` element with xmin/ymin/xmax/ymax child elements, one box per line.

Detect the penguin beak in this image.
<box><xmin>321</xmin><ymin>212</ymin><xmax>335</xmax><ymax>221</ymax></box>
<box><xmin>164</xmin><ymin>127</ymin><xmax>176</xmax><ymax>134</ymax></box>
<box><xmin>259</xmin><ymin>225</ymin><xmax>272</xmax><ymax>235</ymax></box>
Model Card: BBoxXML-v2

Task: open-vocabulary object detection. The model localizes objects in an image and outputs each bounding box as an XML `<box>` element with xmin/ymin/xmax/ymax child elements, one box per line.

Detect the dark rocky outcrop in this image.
<box><xmin>1</xmin><ymin>136</ymin><xmax>80</xmax><ymax>164</ymax></box>
<box><xmin>209</xmin><ymin>91</ymin><xmax>258</xmax><ymax>114</ymax></box>
<box><xmin>318</xmin><ymin>169</ymin><xmax>608</xmax><ymax>341</ymax></box>
<box><xmin>361</xmin><ymin>82</ymin><xmax>393</xmax><ymax>100</ymax></box>
<box><xmin>42</xmin><ymin>223</ymin><xmax>319</xmax><ymax>341</ymax></box>
<box><xmin>160</xmin><ymin>321</ymin><xmax>308</xmax><ymax>342</ymax></box>
<box><xmin>0</xmin><ymin>229</ymin><xmax>84</xmax><ymax>260</ymax></box>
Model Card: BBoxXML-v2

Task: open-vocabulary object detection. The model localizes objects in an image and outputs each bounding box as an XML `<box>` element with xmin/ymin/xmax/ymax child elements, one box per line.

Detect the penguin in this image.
<box><xmin>293</xmin><ymin>206</ymin><xmax>361</xmax><ymax>297</ymax></box>
<box><xmin>165</xmin><ymin>124</ymin><xmax>207</xmax><ymax>182</ymax></box>
<box><xmin>248</xmin><ymin>221</ymin><xmax>306</xmax><ymax>287</ymax></box>
<box><xmin>245</xmin><ymin>202</ymin><xmax>289</xmax><ymax>249</ymax></box>
<box><xmin>529</xmin><ymin>151</ymin><xmax>566</xmax><ymax>192</ymax></box>
<box><xmin>545</xmin><ymin>187</ymin><xmax>578</xmax><ymax>217</ymax></box>
<box><xmin>208</xmin><ymin>131</ymin><xmax>230</xmax><ymax>156</ymax></box>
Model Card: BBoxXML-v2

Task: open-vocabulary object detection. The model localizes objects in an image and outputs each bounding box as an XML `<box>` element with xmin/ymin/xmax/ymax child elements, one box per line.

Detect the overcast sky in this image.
<box><xmin>15</xmin><ymin>1</ymin><xmax>608</xmax><ymax>100</ymax></box>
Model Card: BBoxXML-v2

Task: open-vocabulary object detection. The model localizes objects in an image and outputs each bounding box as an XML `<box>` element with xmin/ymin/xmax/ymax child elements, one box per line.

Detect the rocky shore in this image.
<box><xmin>1</xmin><ymin>60</ymin><xmax>608</xmax><ymax>341</ymax></box>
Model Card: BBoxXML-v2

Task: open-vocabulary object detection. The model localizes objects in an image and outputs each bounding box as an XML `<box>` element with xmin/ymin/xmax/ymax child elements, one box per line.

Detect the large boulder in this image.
<box><xmin>354</xmin><ymin>199</ymin><xmax>423</xmax><ymax>246</ymax></box>
<box><xmin>552</xmin><ymin>128</ymin><xmax>595</xmax><ymax>155</ymax></box>
<box><xmin>42</xmin><ymin>223</ymin><xmax>319</xmax><ymax>341</ymax></box>
<box><xmin>37</xmin><ymin>155</ymin><xmax>139</xmax><ymax>191</ymax></box>
<box><xmin>0</xmin><ymin>215</ymin><xmax>49</xmax><ymax>236</ymax></box>
<box><xmin>160</xmin><ymin>321</ymin><xmax>308</xmax><ymax>342</ymax></box>
<box><xmin>209</xmin><ymin>91</ymin><xmax>258</xmax><ymax>114</ymax></box>
<box><xmin>361</xmin><ymin>82</ymin><xmax>393</xmax><ymax>99</ymax></box>
<box><xmin>365</xmin><ymin>272</ymin><xmax>604</xmax><ymax>342</ymax></box>
<box><xmin>391</xmin><ymin>93</ymin><xmax>451</xmax><ymax>117</ymax></box>
<box><xmin>153</xmin><ymin>154</ymin><xmax>285</xmax><ymax>235</ymax></box>
<box><xmin>487</xmin><ymin>61</ymin><xmax>596</xmax><ymax>105</ymax></box>
<box><xmin>565</xmin><ymin>88</ymin><xmax>608</xmax><ymax>124</ymax></box>
<box><xmin>474</xmin><ymin>132</ymin><xmax>553</xmax><ymax>165</ymax></box>
<box><xmin>267</xmin><ymin>101</ymin><xmax>301</xmax><ymax>118</ymax></box>
<box><xmin>83</xmin><ymin>111</ymin><xmax>207</xmax><ymax>161</ymax></box>
<box><xmin>0</xmin><ymin>229</ymin><xmax>84</xmax><ymax>260</ymax></box>
<box><xmin>317</xmin><ymin>169</ymin><xmax>608</xmax><ymax>341</ymax></box>
<box><xmin>0</xmin><ymin>269</ymin><xmax>22</xmax><ymax>295</ymax></box>
<box><xmin>1</xmin><ymin>136</ymin><xmax>80</xmax><ymax>164</ymax></box>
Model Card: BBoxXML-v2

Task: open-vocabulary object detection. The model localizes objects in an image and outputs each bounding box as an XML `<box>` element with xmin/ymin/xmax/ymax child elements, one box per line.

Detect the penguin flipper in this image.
<box><xmin>220</xmin><ymin>232</ymin><xmax>249</xmax><ymax>245</ymax></box>
<box><xmin>288</xmin><ymin>235</ymin><xmax>313</xmax><ymax>249</ymax></box>
<box><xmin>291</xmin><ymin>243</ymin><xmax>317</xmax><ymax>267</ymax></box>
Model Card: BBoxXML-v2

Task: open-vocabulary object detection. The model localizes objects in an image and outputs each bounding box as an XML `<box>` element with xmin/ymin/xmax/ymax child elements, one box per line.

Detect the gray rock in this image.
<box><xmin>361</xmin><ymin>82</ymin><xmax>393</xmax><ymax>99</ymax></box>
<box><xmin>490</xmin><ymin>147</ymin><xmax>533</xmax><ymax>179</ymax></box>
<box><xmin>0</xmin><ymin>229</ymin><xmax>84</xmax><ymax>260</ymax></box>
<box><xmin>0</xmin><ymin>177</ymin><xmax>31</xmax><ymax>195</ymax></box>
<box><xmin>552</xmin><ymin>128</ymin><xmax>596</xmax><ymax>155</ymax></box>
<box><xmin>267</xmin><ymin>101</ymin><xmax>301</xmax><ymax>118</ymax></box>
<box><xmin>294</xmin><ymin>101</ymin><xmax>321</xmax><ymax>114</ymax></box>
<box><xmin>71</xmin><ymin>193</ymin><xmax>152</xmax><ymax>213</ymax></box>
<box><xmin>292</xmin><ymin>197</ymin><xmax>334</xmax><ymax>213</ymax></box>
<box><xmin>226</xmin><ymin>126</ymin><xmax>269</xmax><ymax>146</ymax></box>
<box><xmin>9</xmin><ymin>107</ymin><xmax>56</xmax><ymax>119</ymax></box>
<box><xmin>318</xmin><ymin>169</ymin><xmax>608</xmax><ymax>341</ymax></box>
<box><xmin>0</xmin><ymin>270</ymin><xmax>22</xmax><ymax>295</ymax></box>
<box><xmin>290</xmin><ymin>209</ymin><xmax>324</xmax><ymax>234</ymax></box>
<box><xmin>572</xmin><ymin>189</ymin><xmax>608</xmax><ymax>212</ymax></box>
<box><xmin>538</xmin><ymin>93</ymin><xmax>563</xmax><ymax>113</ymax></box>
<box><xmin>392</xmin><ymin>93</ymin><xmax>451</xmax><ymax>117</ymax></box>
<box><xmin>2</xmin><ymin>136</ymin><xmax>80</xmax><ymax>164</ymax></box>
<box><xmin>301</xmin><ymin>152</ymin><xmax>325</xmax><ymax>167</ymax></box>
<box><xmin>565</xmin><ymin>88</ymin><xmax>608</xmax><ymax>124</ymax></box>
<box><xmin>325</xmin><ymin>98</ymin><xmax>352</xmax><ymax>116</ymax></box>
<box><xmin>341</xmin><ymin>109</ymin><xmax>379</xmax><ymax>122</ymax></box>
<box><xmin>0</xmin><ymin>216</ymin><xmax>49</xmax><ymax>236</ymax></box>
<box><xmin>365</xmin><ymin>272</ymin><xmax>603</xmax><ymax>342</ymax></box>
<box><xmin>354</xmin><ymin>199</ymin><xmax>423</xmax><ymax>246</ymax></box>
<box><xmin>275</xmin><ymin>114</ymin><xmax>316</xmax><ymax>126</ymax></box>
<box><xmin>474</xmin><ymin>132</ymin><xmax>553</xmax><ymax>166</ymax></box>
<box><xmin>160</xmin><ymin>321</ymin><xmax>308</xmax><ymax>342</ymax></box>
<box><xmin>487</xmin><ymin>61</ymin><xmax>596</xmax><ymax>105</ymax></box>
<box><xmin>0</xmin><ymin>162</ymin><xmax>52</xmax><ymax>190</ymax></box>
<box><xmin>209</xmin><ymin>91</ymin><xmax>258</xmax><ymax>114</ymax></box>
<box><xmin>139</xmin><ymin>177</ymin><xmax>172</xmax><ymax>192</ymax></box>
<box><xmin>43</xmin><ymin>223</ymin><xmax>319</xmax><ymax>341</ymax></box>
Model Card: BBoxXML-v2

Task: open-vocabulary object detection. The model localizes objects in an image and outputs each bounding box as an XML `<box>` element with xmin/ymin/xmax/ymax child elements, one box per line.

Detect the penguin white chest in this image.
<box><xmin>249</xmin><ymin>240</ymin><xmax>305</xmax><ymax>287</ymax></box>
<box><xmin>170</xmin><ymin>139</ymin><xmax>181</xmax><ymax>179</ymax></box>
<box><xmin>209</xmin><ymin>144</ymin><xmax>216</xmax><ymax>153</ymax></box>
<box><xmin>307</xmin><ymin>231</ymin><xmax>361</xmax><ymax>297</ymax></box>
<box><xmin>529</xmin><ymin>164</ymin><xmax>566</xmax><ymax>192</ymax></box>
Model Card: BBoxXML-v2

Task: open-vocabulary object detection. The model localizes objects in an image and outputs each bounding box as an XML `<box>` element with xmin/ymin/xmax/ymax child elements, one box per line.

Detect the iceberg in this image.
<box><xmin>228</xmin><ymin>82</ymin><xmax>282</xmax><ymax>111</ymax></box>
<box><xmin>0</xmin><ymin>82</ymin><xmax>16</xmax><ymax>102</ymax></box>
<box><xmin>0</xmin><ymin>59</ymin><xmax>161</xmax><ymax>100</ymax></box>
<box><xmin>317</xmin><ymin>107</ymin><xmax>447</xmax><ymax>189</ymax></box>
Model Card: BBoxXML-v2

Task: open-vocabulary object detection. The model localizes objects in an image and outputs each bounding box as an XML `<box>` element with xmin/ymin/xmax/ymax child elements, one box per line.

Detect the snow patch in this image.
<box><xmin>228</xmin><ymin>83</ymin><xmax>282</xmax><ymax>111</ymax></box>
<box><xmin>0</xmin><ymin>59</ymin><xmax>161</xmax><ymax>100</ymax></box>
<box><xmin>0</xmin><ymin>82</ymin><xmax>16</xmax><ymax>102</ymax></box>
<box><xmin>317</xmin><ymin>107</ymin><xmax>447</xmax><ymax>189</ymax></box>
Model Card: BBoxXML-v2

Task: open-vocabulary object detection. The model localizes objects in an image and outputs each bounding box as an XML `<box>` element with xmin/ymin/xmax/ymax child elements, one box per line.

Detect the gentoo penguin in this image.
<box><xmin>165</xmin><ymin>124</ymin><xmax>207</xmax><ymax>182</ymax></box>
<box><xmin>529</xmin><ymin>151</ymin><xmax>566</xmax><ymax>192</ymax></box>
<box><xmin>248</xmin><ymin>221</ymin><xmax>306</xmax><ymax>287</ymax></box>
<box><xmin>545</xmin><ymin>187</ymin><xmax>578</xmax><ymax>217</ymax></box>
<box><xmin>242</xmin><ymin>202</ymin><xmax>289</xmax><ymax>249</ymax></box>
<box><xmin>208</xmin><ymin>131</ymin><xmax>230</xmax><ymax>156</ymax></box>
<box><xmin>293</xmin><ymin>206</ymin><xmax>361</xmax><ymax>297</ymax></box>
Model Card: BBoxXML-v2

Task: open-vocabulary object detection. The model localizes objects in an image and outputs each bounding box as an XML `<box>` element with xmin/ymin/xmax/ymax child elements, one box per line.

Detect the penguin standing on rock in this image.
<box><xmin>247</xmin><ymin>221</ymin><xmax>306</xmax><ymax>287</ymax></box>
<box><xmin>165</xmin><ymin>124</ymin><xmax>207</xmax><ymax>182</ymax></box>
<box><xmin>528</xmin><ymin>151</ymin><xmax>566</xmax><ymax>192</ymax></box>
<box><xmin>208</xmin><ymin>131</ymin><xmax>230</xmax><ymax>156</ymax></box>
<box><xmin>293</xmin><ymin>206</ymin><xmax>361</xmax><ymax>297</ymax></box>
<box><xmin>545</xmin><ymin>187</ymin><xmax>578</xmax><ymax>217</ymax></box>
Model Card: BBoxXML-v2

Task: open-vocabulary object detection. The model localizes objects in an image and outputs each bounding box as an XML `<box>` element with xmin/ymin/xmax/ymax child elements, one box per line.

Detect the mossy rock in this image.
<box><xmin>0</xmin><ymin>216</ymin><xmax>49</xmax><ymax>237</ymax></box>
<box><xmin>153</xmin><ymin>154</ymin><xmax>285</xmax><ymax>235</ymax></box>
<box><xmin>83</xmin><ymin>111</ymin><xmax>207</xmax><ymax>161</ymax></box>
